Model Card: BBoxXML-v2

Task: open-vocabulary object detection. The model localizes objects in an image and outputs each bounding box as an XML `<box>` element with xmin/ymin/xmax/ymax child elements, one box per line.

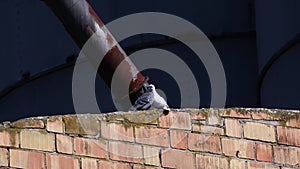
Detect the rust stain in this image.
<box><xmin>87</xmin><ymin>4</ymin><xmax>105</xmax><ymax>27</ymax></box>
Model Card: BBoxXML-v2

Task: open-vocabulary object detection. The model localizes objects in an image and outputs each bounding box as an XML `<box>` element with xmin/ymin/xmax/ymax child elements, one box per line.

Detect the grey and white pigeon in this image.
<box><xmin>130</xmin><ymin>83</ymin><xmax>169</xmax><ymax>113</ymax></box>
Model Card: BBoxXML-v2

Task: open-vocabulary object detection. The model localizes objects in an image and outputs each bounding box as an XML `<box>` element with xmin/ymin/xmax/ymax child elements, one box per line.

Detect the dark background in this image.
<box><xmin>1</xmin><ymin>0</ymin><xmax>300</xmax><ymax>121</ymax></box>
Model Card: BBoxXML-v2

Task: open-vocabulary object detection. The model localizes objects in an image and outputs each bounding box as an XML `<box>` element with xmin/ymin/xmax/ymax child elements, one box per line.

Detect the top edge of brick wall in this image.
<box><xmin>1</xmin><ymin>108</ymin><xmax>300</xmax><ymax>130</ymax></box>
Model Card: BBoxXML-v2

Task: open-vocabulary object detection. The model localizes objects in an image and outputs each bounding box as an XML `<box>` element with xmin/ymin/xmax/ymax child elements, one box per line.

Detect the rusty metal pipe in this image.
<box><xmin>42</xmin><ymin>0</ymin><xmax>147</xmax><ymax>106</ymax></box>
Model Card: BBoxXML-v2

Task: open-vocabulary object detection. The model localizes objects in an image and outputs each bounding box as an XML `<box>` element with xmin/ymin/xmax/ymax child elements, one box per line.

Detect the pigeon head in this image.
<box><xmin>142</xmin><ymin>83</ymin><xmax>155</xmax><ymax>92</ymax></box>
<box><xmin>149</xmin><ymin>84</ymin><xmax>155</xmax><ymax>89</ymax></box>
<box><xmin>146</xmin><ymin>84</ymin><xmax>154</xmax><ymax>92</ymax></box>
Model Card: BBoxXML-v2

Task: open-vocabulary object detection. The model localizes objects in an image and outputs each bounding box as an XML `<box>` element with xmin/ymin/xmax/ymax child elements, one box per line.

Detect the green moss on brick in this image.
<box><xmin>11</xmin><ymin>118</ymin><xmax>44</xmax><ymax>128</ymax></box>
<box><xmin>231</xmin><ymin>108</ymin><xmax>250</xmax><ymax>115</ymax></box>
<box><xmin>8</xmin><ymin>129</ymin><xmax>19</xmax><ymax>146</ymax></box>
<box><xmin>262</xmin><ymin>110</ymin><xmax>296</xmax><ymax>126</ymax></box>
<box><xmin>0</xmin><ymin>128</ymin><xmax>20</xmax><ymax>146</ymax></box>
<box><xmin>63</xmin><ymin>116</ymin><xmax>88</xmax><ymax>135</ymax></box>
<box><xmin>47</xmin><ymin>116</ymin><xmax>61</xmax><ymax>123</ymax></box>
<box><xmin>225</xmin><ymin>109</ymin><xmax>231</xmax><ymax>116</ymax></box>
<box><xmin>187</xmin><ymin>109</ymin><xmax>208</xmax><ymax>122</ymax></box>
<box><xmin>63</xmin><ymin>115</ymin><xmax>100</xmax><ymax>135</ymax></box>
<box><xmin>104</xmin><ymin>110</ymin><xmax>161</xmax><ymax>129</ymax></box>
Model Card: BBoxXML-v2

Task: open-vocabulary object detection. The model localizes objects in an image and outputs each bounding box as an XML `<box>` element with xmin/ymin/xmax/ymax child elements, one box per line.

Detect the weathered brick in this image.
<box><xmin>82</xmin><ymin>158</ymin><xmax>98</xmax><ymax>169</ymax></box>
<box><xmin>221</xmin><ymin>138</ymin><xmax>254</xmax><ymax>159</ymax></box>
<box><xmin>252</xmin><ymin>112</ymin><xmax>279</xmax><ymax>120</ymax></box>
<box><xmin>192</xmin><ymin>124</ymin><xmax>224</xmax><ymax>135</ymax></box>
<box><xmin>247</xmin><ymin>161</ymin><xmax>279</xmax><ymax>169</ymax></box>
<box><xmin>0</xmin><ymin>148</ymin><xmax>8</xmax><ymax>167</ymax></box>
<box><xmin>20</xmin><ymin>130</ymin><xmax>54</xmax><ymax>152</ymax></box>
<box><xmin>10</xmin><ymin>149</ymin><xmax>44</xmax><ymax>169</ymax></box>
<box><xmin>273</xmin><ymin>146</ymin><xmax>300</xmax><ymax>166</ymax></box>
<box><xmin>109</xmin><ymin>142</ymin><xmax>143</xmax><ymax>163</ymax></box>
<box><xmin>0</xmin><ymin>129</ymin><xmax>19</xmax><ymax>147</ymax></box>
<box><xmin>159</xmin><ymin>111</ymin><xmax>191</xmax><ymax>130</ymax></box>
<box><xmin>56</xmin><ymin>134</ymin><xmax>73</xmax><ymax>154</ymax></box>
<box><xmin>277</xmin><ymin>126</ymin><xmax>300</xmax><ymax>146</ymax></box>
<box><xmin>256</xmin><ymin>143</ymin><xmax>272</xmax><ymax>162</ymax></box>
<box><xmin>286</xmin><ymin>116</ymin><xmax>300</xmax><ymax>128</ymax></box>
<box><xmin>191</xmin><ymin>112</ymin><xmax>206</xmax><ymax>120</ymax></box>
<box><xmin>46</xmin><ymin>154</ymin><xmax>79</xmax><ymax>169</ymax></box>
<box><xmin>74</xmin><ymin>137</ymin><xmax>106</xmax><ymax>158</ymax></box>
<box><xmin>162</xmin><ymin>149</ymin><xmax>194</xmax><ymax>169</ymax></box>
<box><xmin>225</xmin><ymin>119</ymin><xmax>242</xmax><ymax>137</ymax></box>
<box><xmin>133</xmin><ymin>165</ymin><xmax>160</xmax><ymax>169</ymax></box>
<box><xmin>47</xmin><ymin>117</ymin><xmax>64</xmax><ymax>133</ymax></box>
<box><xmin>230</xmin><ymin>159</ymin><xmax>246</xmax><ymax>169</ymax></box>
<box><xmin>196</xmin><ymin>154</ymin><xmax>228</xmax><ymax>169</ymax></box>
<box><xmin>64</xmin><ymin>115</ymin><xmax>100</xmax><ymax>135</ymax></box>
<box><xmin>12</xmin><ymin>118</ymin><xmax>44</xmax><ymax>129</ymax></box>
<box><xmin>98</xmin><ymin>160</ymin><xmax>131</xmax><ymax>169</ymax></box>
<box><xmin>188</xmin><ymin>133</ymin><xmax>221</xmax><ymax>154</ymax></box>
<box><xmin>207</xmin><ymin>109</ymin><xmax>222</xmax><ymax>126</ymax></box>
<box><xmin>170</xmin><ymin>130</ymin><xmax>186</xmax><ymax>149</ymax></box>
<box><xmin>244</xmin><ymin>122</ymin><xmax>276</xmax><ymax>142</ymax></box>
<box><xmin>135</xmin><ymin>126</ymin><xmax>168</xmax><ymax>147</ymax></box>
<box><xmin>143</xmin><ymin>146</ymin><xmax>160</xmax><ymax>166</ymax></box>
<box><xmin>221</xmin><ymin>109</ymin><xmax>251</xmax><ymax>118</ymax></box>
<box><xmin>101</xmin><ymin>121</ymin><xmax>134</xmax><ymax>142</ymax></box>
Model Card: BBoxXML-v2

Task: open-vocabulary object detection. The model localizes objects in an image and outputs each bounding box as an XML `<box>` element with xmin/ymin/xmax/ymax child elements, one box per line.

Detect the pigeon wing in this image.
<box><xmin>130</xmin><ymin>92</ymin><xmax>154</xmax><ymax>111</ymax></box>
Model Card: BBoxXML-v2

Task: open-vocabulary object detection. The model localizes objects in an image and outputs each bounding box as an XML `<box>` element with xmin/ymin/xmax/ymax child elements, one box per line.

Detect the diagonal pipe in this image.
<box><xmin>42</xmin><ymin>0</ymin><xmax>147</xmax><ymax>107</ymax></box>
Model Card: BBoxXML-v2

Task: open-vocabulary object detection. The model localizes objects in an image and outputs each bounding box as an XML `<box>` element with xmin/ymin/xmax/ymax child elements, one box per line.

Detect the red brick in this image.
<box><xmin>225</xmin><ymin>119</ymin><xmax>242</xmax><ymax>137</ymax></box>
<box><xmin>192</xmin><ymin>124</ymin><xmax>224</xmax><ymax>135</ymax></box>
<box><xmin>82</xmin><ymin>158</ymin><xmax>98</xmax><ymax>169</ymax></box>
<box><xmin>101</xmin><ymin>121</ymin><xmax>134</xmax><ymax>142</ymax></box>
<box><xmin>277</xmin><ymin>126</ymin><xmax>300</xmax><ymax>146</ymax></box>
<box><xmin>196</xmin><ymin>154</ymin><xmax>228</xmax><ymax>169</ymax></box>
<box><xmin>221</xmin><ymin>138</ymin><xmax>254</xmax><ymax>159</ymax></box>
<box><xmin>109</xmin><ymin>142</ymin><xmax>143</xmax><ymax>163</ymax></box>
<box><xmin>12</xmin><ymin>118</ymin><xmax>44</xmax><ymax>129</ymax></box>
<box><xmin>46</xmin><ymin>154</ymin><xmax>79</xmax><ymax>169</ymax></box>
<box><xmin>98</xmin><ymin>161</ymin><xmax>131</xmax><ymax>169</ymax></box>
<box><xmin>135</xmin><ymin>126</ymin><xmax>168</xmax><ymax>147</ymax></box>
<box><xmin>74</xmin><ymin>137</ymin><xmax>106</xmax><ymax>158</ymax></box>
<box><xmin>221</xmin><ymin>109</ymin><xmax>251</xmax><ymax>118</ymax></box>
<box><xmin>0</xmin><ymin>129</ymin><xmax>19</xmax><ymax>147</ymax></box>
<box><xmin>188</xmin><ymin>133</ymin><xmax>221</xmax><ymax>154</ymax></box>
<box><xmin>56</xmin><ymin>134</ymin><xmax>73</xmax><ymax>154</ymax></box>
<box><xmin>256</xmin><ymin>143</ymin><xmax>272</xmax><ymax>162</ymax></box>
<box><xmin>247</xmin><ymin>161</ymin><xmax>279</xmax><ymax>169</ymax></box>
<box><xmin>244</xmin><ymin>122</ymin><xmax>276</xmax><ymax>142</ymax></box>
<box><xmin>64</xmin><ymin>115</ymin><xmax>100</xmax><ymax>135</ymax></box>
<box><xmin>170</xmin><ymin>130</ymin><xmax>186</xmax><ymax>149</ymax></box>
<box><xmin>273</xmin><ymin>146</ymin><xmax>300</xmax><ymax>166</ymax></box>
<box><xmin>143</xmin><ymin>146</ymin><xmax>160</xmax><ymax>166</ymax></box>
<box><xmin>20</xmin><ymin>130</ymin><xmax>55</xmax><ymax>152</ymax></box>
<box><xmin>286</xmin><ymin>116</ymin><xmax>300</xmax><ymax>128</ymax></box>
<box><xmin>133</xmin><ymin>165</ymin><xmax>160</xmax><ymax>169</ymax></box>
<box><xmin>47</xmin><ymin>117</ymin><xmax>64</xmax><ymax>133</ymax></box>
<box><xmin>159</xmin><ymin>111</ymin><xmax>191</xmax><ymax>130</ymax></box>
<box><xmin>230</xmin><ymin>159</ymin><xmax>246</xmax><ymax>169</ymax></box>
<box><xmin>0</xmin><ymin>148</ymin><xmax>8</xmax><ymax>166</ymax></box>
<box><xmin>191</xmin><ymin>112</ymin><xmax>206</xmax><ymax>120</ymax></box>
<box><xmin>161</xmin><ymin>149</ymin><xmax>194</xmax><ymax>169</ymax></box>
<box><xmin>10</xmin><ymin>149</ymin><xmax>44</xmax><ymax>169</ymax></box>
<box><xmin>252</xmin><ymin>112</ymin><xmax>279</xmax><ymax>120</ymax></box>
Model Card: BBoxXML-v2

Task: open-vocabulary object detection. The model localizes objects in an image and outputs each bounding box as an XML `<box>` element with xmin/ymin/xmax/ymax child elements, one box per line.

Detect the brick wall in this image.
<box><xmin>0</xmin><ymin>108</ymin><xmax>299</xmax><ymax>169</ymax></box>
